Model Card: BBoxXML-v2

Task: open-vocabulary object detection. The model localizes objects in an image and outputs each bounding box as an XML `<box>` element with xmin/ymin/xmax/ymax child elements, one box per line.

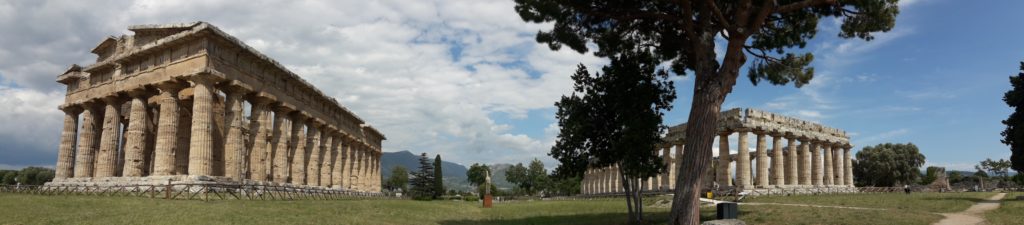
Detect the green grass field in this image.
<box><xmin>984</xmin><ymin>192</ymin><xmax>1024</xmax><ymax>225</ymax></box>
<box><xmin>0</xmin><ymin>192</ymin><xmax>1003</xmax><ymax>225</ymax></box>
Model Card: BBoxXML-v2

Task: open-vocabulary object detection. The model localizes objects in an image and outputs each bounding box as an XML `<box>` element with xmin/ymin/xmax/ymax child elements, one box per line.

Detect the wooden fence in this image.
<box><xmin>0</xmin><ymin>184</ymin><xmax>401</xmax><ymax>201</ymax></box>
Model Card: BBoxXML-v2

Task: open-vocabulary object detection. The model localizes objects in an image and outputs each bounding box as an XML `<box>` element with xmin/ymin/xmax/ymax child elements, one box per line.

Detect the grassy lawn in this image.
<box><xmin>985</xmin><ymin>192</ymin><xmax>1024</xmax><ymax>225</ymax></box>
<box><xmin>0</xmin><ymin>192</ymin><xmax>998</xmax><ymax>225</ymax></box>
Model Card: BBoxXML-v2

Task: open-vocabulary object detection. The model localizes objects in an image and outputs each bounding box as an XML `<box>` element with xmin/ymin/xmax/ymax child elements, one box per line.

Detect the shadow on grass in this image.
<box><xmin>919</xmin><ymin>196</ymin><xmax>987</xmax><ymax>204</ymax></box>
<box><xmin>438</xmin><ymin>211</ymin><xmax>719</xmax><ymax>225</ymax></box>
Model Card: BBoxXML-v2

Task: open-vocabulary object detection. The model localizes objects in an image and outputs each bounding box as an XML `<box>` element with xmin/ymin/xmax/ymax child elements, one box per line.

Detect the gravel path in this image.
<box><xmin>932</xmin><ymin>192</ymin><xmax>1006</xmax><ymax>225</ymax></box>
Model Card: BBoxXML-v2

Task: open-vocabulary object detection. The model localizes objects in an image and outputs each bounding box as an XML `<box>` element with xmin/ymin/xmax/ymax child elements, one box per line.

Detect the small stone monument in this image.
<box><xmin>483</xmin><ymin>170</ymin><xmax>493</xmax><ymax>208</ymax></box>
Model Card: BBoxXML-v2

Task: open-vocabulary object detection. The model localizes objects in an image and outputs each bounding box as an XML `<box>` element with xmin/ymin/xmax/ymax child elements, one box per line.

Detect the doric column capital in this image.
<box><xmin>58</xmin><ymin>104</ymin><xmax>82</xmax><ymax>114</ymax></box>
<box><xmin>219</xmin><ymin>80</ymin><xmax>253</xmax><ymax>95</ymax></box>
<box><xmin>272</xmin><ymin>102</ymin><xmax>296</xmax><ymax>114</ymax></box>
<box><xmin>126</xmin><ymin>87</ymin><xmax>153</xmax><ymax>98</ymax></box>
<box><xmin>155</xmin><ymin>80</ymin><xmax>188</xmax><ymax>92</ymax></box>
<box><xmin>186</xmin><ymin>72</ymin><xmax>225</xmax><ymax>85</ymax></box>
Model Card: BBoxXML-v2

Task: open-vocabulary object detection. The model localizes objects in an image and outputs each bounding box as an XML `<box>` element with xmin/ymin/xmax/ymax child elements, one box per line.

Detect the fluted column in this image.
<box><xmin>74</xmin><ymin>103</ymin><xmax>100</xmax><ymax>178</ymax></box>
<box><xmin>823</xmin><ymin>142</ymin><xmax>833</xmax><ymax>185</ymax></box>
<box><xmin>174</xmin><ymin>99</ymin><xmax>192</xmax><ymax>175</ymax></box>
<box><xmin>222</xmin><ymin>84</ymin><xmax>251</xmax><ymax>180</ymax></box>
<box><xmin>811</xmin><ymin>140</ymin><xmax>822</xmax><ymax>186</ymax></box>
<box><xmin>122</xmin><ymin>90</ymin><xmax>150</xmax><ymax>177</ymax></box>
<box><xmin>55</xmin><ymin>105</ymin><xmax>81</xmax><ymax>179</ymax></box>
<box><xmin>333</xmin><ymin>135</ymin><xmax>349</xmax><ymax>188</ymax></box>
<box><xmin>736</xmin><ymin>130</ymin><xmax>750</xmax><ymax>188</ymax></box>
<box><xmin>755</xmin><ymin>131</ymin><xmax>768</xmax><ymax>188</ymax></box>
<box><xmin>152</xmin><ymin>83</ymin><xmax>185</xmax><ymax>176</ymax></box>
<box><xmin>350</xmin><ymin>144</ymin><xmax>362</xmax><ymax>190</ymax></box>
<box><xmin>844</xmin><ymin>146</ymin><xmax>854</xmax><ymax>186</ymax></box>
<box><xmin>289</xmin><ymin>113</ymin><xmax>308</xmax><ymax>185</ymax></box>
<box><xmin>320</xmin><ymin>129</ymin><xmax>336</xmax><ymax>187</ymax></box>
<box><xmin>717</xmin><ymin>132</ymin><xmax>731</xmax><ymax>187</ymax></box>
<box><xmin>244</xmin><ymin>95</ymin><xmax>273</xmax><ymax>181</ymax></box>
<box><xmin>95</xmin><ymin>96</ymin><xmax>122</xmax><ymax>178</ymax></box>
<box><xmin>770</xmin><ymin>134</ymin><xmax>784</xmax><ymax>186</ymax></box>
<box><xmin>833</xmin><ymin>143</ymin><xmax>844</xmax><ymax>186</ymax></box>
<box><xmin>270</xmin><ymin>104</ymin><xmax>295</xmax><ymax>183</ymax></box>
<box><xmin>306</xmin><ymin>121</ymin><xmax>324</xmax><ymax>186</ymax></box>
<box><xmin>785</xmin><ymin>135</ymin><xmax>797</xmax><ymax>185</ymax></box>
<box><xmin>187</xmin><ymin>75</ymin><xmax>221</xmax><ymax>176</ymax></box>
<box><xmin>673</xmin><ymin>144</ymin><xmax>682</xmax><ymax>189</ymax></box>
<box><xmin>798</xmin><ymin>138</ymin><xmax>811</xmax><ymax>185</ymax></box>
<box><xmin>661</xmin><ymin>146</ymin><xmax>671</xmax><ymax>189</ymax></box>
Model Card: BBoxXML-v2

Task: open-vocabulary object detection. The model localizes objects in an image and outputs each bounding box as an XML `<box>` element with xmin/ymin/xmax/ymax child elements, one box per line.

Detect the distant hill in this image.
<box><xmin>379</xmin><ymin>151</ymin><xmax>516</xmax><ymax>191</ymax></box>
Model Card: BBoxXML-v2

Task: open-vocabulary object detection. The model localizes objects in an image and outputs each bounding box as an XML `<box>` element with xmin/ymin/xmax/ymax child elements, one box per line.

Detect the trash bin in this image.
<box><xmin>716</xmin><ymin>202</ymin><xmax>738</xmax><ymax>219</ymax></box>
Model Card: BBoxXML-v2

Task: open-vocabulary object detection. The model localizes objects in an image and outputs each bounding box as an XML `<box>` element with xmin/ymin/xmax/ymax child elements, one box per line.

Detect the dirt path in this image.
<box><xmin>932</xmin><ymin>192</ymin><xmax>1006</xmax><ymax>225</ymax></box>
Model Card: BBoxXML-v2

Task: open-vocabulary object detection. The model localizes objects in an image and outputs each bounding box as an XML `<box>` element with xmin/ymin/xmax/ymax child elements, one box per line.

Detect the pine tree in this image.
<box><xmin>1002</xmin><ymin>62</ymin><xmax>1024</xmax><ymax>173</ymax></box>
<box><xmin>409</xmin><ymin>153</ymin><xmax>435</xmax><ymax>200</ymax></box>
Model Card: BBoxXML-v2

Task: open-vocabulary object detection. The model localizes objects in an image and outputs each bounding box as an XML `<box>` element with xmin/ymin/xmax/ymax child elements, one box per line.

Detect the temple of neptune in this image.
<box><xmin>581</xmin><ymin>108</ymin><xmax>855</xmax><ymax>195</ymax></box>
<box><xmin>46</xmin><ymin>22</ymin><xmax>385</xmax><ymax>193</ymax></box>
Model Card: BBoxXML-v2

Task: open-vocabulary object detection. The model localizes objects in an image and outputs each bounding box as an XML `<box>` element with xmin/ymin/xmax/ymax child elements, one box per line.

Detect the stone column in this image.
<box><xmin>799</xmin><ymin>138</ymin><xmax>811</xmax><ymax>185</ymax></box>
<box><xmin>673</xmin><ymin>144</ymin><xmax>683</xmax><ymax>190</ymax></box>
<box><xmin>736</xmin><ymin>130</ymin><xmax>751</xmax><ymax>188</ymax></box>
<box><xmin>770</xmin><ymin>134</ymin><xmax>784</xmax><ymax>186</ymax></box>
<box><xmin>94</xmin><ymin>96</ymin><xmax>122</xmax><ymax>178</ymax></box>
<box><xmin>289</xmin><ymin>113</ymin><xmax>309</xmax><ymax>185</ymax></box>
<box><xmin>222</xmin><ymin>84</ymin><xmax>251</xmax><ymax>180</ymax></box>
<box><xmin>661</xmin><ymin>145</ymin><xmax>671</xmax><ymax>190</ymax></box>
<box><xmin>306</xmin><ymin>121</ymin><xmax>324</xmax><ymax>186</ymax></box>
<box><xmin>174</xmin><ymin>99</ymin><xmax>193</xmax><ymax>175</ymax></box>
<box><xmin>187</xmin><ymin>75</ymin><xmax>222</xmax><ymax>176</ymax></box>
<box><xmin>333</xmin><ymin>134</ymin><xmax>348</xmax><ymax>188</ymax></box>
<box><xmin>844</xmin><ymin>146</ymin><xmax>854</xmax><ymax>186</ymax></box>
<box><xmin>320</xmin><ymin>129</ymin><xmax>336</xmax><ymax>187</ymax></box>
<box><xmin>786</xmin><ymin>133</ymin><xmax>794</xmax><ymax>185</ymax></box>
<box><xmin>717</xmin><ymin>132</ymin><xmax>731</xmax><ymax>187</ymax></box>
<box><xmin>122</xmin><ymin>90</ymin><xmax>150</xmax><ymax>177</ymax></box>
<box><xmin>833</xmin><ymin>143</ymin><xmax>844</xmax><ymax>186</ymax></box>
<box><xmin>270</xmin><ymin>104</ymin><xmax>295</xmax><ymax>183</ymax></box>
<box><xmin>152</xmin><ymin>83</ymin><xmax>185</xmax><ymax>176</ymax></box>
<box><xmin>755</xmin><ymin>131</ymin><xmax>769</xmax><ymax>188</ymax></box>
<box><xmin>361</xmin><ymin>145</ymin><xmax>371</xmax><ymax>190</ymax></box>
<box><xmin>823</xmin><ymin>142</ymin><xmax>833</xmax><ymax>185</ymax></box>
<box><xmin>350</xmin><ymin>144</ymin><xmax>362</xmax><ymax>190</ymax></box>
<box><xmin>55</xmin><ymin>105</ymin><xmax>81</xmax><ymax>179</ymax></box>
<box><xmin>74</xmin><ymin>103</ymin><xmax>100</xmax><ymax>178</ymax></box>
<box><xmin>246</xmin><ymin>95</ymin><xmax>275</xmax><ymax>181</ymax></box>
<box><xmin>811</xmin><ymin>140</ymin><xmax>822</xmax><ymax>186</ymax></box>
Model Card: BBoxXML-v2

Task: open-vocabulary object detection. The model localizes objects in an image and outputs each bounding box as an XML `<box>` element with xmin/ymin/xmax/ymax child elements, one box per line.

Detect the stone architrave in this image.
<box><xmin>94</xmin><ymin>96</ymin><xmax>122</xmax><ymax>178</ymax></box>
<box><xmin>55</xmin><ymin>105</ymin><xmax>82</xmax><ymax>179</ymax></box>
<box><xmin>122</xmin><ymin>90</ymin><xmax>150</xmax><ymax>177</ymax></box>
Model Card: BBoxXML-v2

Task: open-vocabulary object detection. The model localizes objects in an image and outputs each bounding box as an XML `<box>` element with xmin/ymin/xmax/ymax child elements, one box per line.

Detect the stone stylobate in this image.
<box><xmin>48</xmin><ymin>22</ymin><xmax>386</xmax><ymax>193</ymax></box>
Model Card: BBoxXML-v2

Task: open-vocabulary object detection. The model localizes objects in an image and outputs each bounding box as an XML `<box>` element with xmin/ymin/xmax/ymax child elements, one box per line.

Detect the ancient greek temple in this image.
<box><xmin>580</xmin><ymin>108</ymin><xmax>855</xmax><ymax>195</ymax></box>
<box><xmin>47</xmin><ymin>22</ymin><xmax>385</xmax><ymax>193</ymax></box>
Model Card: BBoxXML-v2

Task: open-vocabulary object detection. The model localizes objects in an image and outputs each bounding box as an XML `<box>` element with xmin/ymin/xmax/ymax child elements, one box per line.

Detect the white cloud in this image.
<box><xmin>0</xmin><ymin>0</ymin><xmax>605</xmax><ymax>168</ymax></box>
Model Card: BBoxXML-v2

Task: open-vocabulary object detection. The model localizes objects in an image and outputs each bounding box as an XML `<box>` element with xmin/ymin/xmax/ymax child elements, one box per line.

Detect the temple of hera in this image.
<box><xmin>46</xmin><ymin>22</ymin><xmax>385</xmax><ymax>193</ymax></box>
<box><xmin>580</xmin><ymin>108</ymin><xmax>855</xmax><ymax>195</ymax></box>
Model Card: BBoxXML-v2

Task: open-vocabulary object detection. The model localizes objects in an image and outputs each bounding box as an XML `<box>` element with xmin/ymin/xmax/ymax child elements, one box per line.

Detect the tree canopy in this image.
<box><xmin>513</xmin><ymin>0</ymin><xmax>900</xmax><ymax>224</ymax></box>
<box><xmin>975</xmin><ymin>158</ymin><xmax>1012</xmax><ymax>179</ymax></box>
<box><xmin>852</xmin><ymin>143</ymin><xmax>925</xmax><ymax>187</ymax></box>
<box><xmin>466</xmin><ymin>163</ymin><xmax>491</xmax><ymax>187</ymax></box>
<box><xmin>1001</xmin><ymin>62</ymin><xmax>1024</xmax><ymax>172</ymax></box>
<box><xmin>505</xmin><ymin>159</ymin><xmax>552</xmax><ymax>196</ymax></box>
<box><xmin>409</xmin><ymin>153</ymin><xmax>436</xmax><ymax>200</ymax></box>
<box><xmin>385</xmin><ymin>166</ymin><xmax>409</xmax><ymax>192</ymax></box>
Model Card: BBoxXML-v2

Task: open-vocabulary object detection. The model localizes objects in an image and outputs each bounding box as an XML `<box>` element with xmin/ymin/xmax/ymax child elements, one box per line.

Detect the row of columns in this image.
<box><xmin>579</xmin><ymin>130</ymin><xmax>854</xmax><ymax>195</ymax></box>
<box><xmin>53</xmin><ymin>74</ymin><xmax>382</xmax><ymax>192</ymax></box>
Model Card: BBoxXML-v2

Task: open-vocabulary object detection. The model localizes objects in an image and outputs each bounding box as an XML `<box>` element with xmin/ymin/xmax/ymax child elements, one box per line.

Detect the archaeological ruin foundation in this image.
<box><xmin>47</xmin><ymin>22</ymin><xmax>385</xmax><ymax>193</ymax></box>
<box><xmin>580</xmin><ymin>108</ymin><xmax>856</xmax><ymax>195</ymax></box>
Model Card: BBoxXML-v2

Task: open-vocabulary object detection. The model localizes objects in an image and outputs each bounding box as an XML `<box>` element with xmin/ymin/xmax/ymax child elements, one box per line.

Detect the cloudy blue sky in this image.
<box><xmin>0</xmin><ymin>0</ymin><xmax>1021</xmax><ymax>172</ymax></box>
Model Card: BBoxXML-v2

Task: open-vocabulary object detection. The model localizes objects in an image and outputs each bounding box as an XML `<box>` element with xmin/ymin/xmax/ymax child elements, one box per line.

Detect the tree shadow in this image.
<box><xmin>438</xmin><ymin>211</ymin><xmax>718</xmax><ymax>225</ymax></box>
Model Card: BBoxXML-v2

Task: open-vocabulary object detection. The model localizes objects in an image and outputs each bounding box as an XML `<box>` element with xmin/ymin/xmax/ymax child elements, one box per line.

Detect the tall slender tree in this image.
<box><xmin>514</xmin><ymin>1</ymin><xmax>900</xmax><ymax>224</ymax></box>
<box><xmin>434</xmin><ymin>154</ymin><xmax>444</xmax><ymax>199</ymax></box>
<box><xmin>551</xmin><ymin>48</ymin><xmax>676</xmax><ymax>223</ymax></box>
<box><xmin>410</xmin><ymin>153</ymin><xmax>436</xmax><ymax>200</ymax></box>
<box><xmin>1002</xmin><ymin>62</ymin><xmax>1024</xmax><ymax>172</ymax></box>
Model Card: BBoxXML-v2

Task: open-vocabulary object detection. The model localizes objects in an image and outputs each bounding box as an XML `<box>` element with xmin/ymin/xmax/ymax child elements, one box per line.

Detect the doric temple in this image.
<box><xmin>48</xmin><ymin>22</ymin><xmax>385</xmax><ymax>193</ymax></box>
<box><xmin>581</xmin><ymin>108</ymin><xmax>855</xmax><ymax>195</ymax></box>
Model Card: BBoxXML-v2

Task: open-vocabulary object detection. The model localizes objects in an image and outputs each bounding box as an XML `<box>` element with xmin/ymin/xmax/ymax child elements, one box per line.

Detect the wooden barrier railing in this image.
<box><xmin>0</xmin><ymin>184</ymin><xmax>403</xmax><ymax>201</ymax></box>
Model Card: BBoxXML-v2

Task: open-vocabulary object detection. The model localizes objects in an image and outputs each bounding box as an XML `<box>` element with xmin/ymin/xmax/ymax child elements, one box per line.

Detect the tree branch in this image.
<box><xmin>704</xmin><ymin>0</ymin><xmax>733</xmax><ymax>30</ymax></box>
<box><xmin>775</xmin><ymin>0</ymin><xmax>838</xmax><ymax>14</ymax></box>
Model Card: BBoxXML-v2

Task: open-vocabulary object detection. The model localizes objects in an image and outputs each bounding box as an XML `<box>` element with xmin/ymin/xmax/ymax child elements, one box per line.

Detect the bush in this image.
<box><xmin>463</xmin><ymin>195</ymin><xmax>479</xmax><ymax>202</ymax></box>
